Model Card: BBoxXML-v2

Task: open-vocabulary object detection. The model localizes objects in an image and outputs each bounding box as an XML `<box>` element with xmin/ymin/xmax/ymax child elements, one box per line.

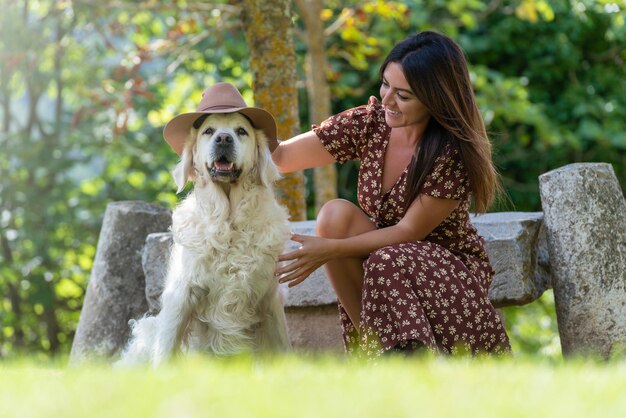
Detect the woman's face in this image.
<box><xmin>379</xmin><ymin>62</ymin><xmax>431</xmax><ymax>130</ymax></box>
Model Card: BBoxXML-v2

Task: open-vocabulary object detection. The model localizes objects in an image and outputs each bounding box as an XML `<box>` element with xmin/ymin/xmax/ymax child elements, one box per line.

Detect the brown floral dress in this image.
<box><xmin>313</xmin><ymin>97</ymin><xmax>511</xmax><ymax>358</ymax></box>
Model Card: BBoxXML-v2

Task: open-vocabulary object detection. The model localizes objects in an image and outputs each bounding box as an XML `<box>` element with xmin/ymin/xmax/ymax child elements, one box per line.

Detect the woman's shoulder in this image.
<box><xmin>312</xmin><ymin>96</ymin><xmax>387</xmax><ymax>163</ymax></box>
<box><xmin>366</xmin><ymin>95</ymin><xmax>382</xmax><ymax>110</ymax></box>
<box><xmin>365</xmin><ymin>96</ymin><xmax>385</xmax><ymax>123</ymax></box>
<box><xmin>357</xmin><ymin>96</ymin><xmax>387</xmax><ymax>133</ymax></box>
<box><xmin>316</xmin><ymin>96</ymin><xmax>386</xmax><ymax>132</ymax></box>
<box><xmin>422</xmin><ymin>139</ymin><xmax>469</xmax><ymax>199</ymax></box>
<box><xmin>435</xmin><ymin>139</ymin><xmax>462</xmax><ymax>164</ymax></box>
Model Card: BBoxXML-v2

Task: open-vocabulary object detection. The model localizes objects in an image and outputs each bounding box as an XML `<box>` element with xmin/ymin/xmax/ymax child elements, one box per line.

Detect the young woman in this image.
<box><xmin>272</xmin><ymin>31</ymin><xmax>511</xmax><ymax>357</ymax></box>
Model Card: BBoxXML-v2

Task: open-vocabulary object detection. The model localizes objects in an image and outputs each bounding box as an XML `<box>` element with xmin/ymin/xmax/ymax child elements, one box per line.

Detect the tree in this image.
<box><xmin>0</xmin><ymin>0</ymin><xmax>92</xmax><ymax>355</ymax></box>
<box><xmin>0</xmin><ymin>0</ymin><xmax>250</xmax><ymax>357</ymax></box>
<box><xmin>461</xmin><ymin>0</ymin><xmax>626</xmax><ymax>209</ymax></box>
<box><xmin>240</xmin><ymin>0</ymin><xmax>307</xmax><ymax>221</ymax></box>
<box><xmin>295</xmin><ymin>0</ymin><xmax>337</xmax><ymax>215</ymax></box>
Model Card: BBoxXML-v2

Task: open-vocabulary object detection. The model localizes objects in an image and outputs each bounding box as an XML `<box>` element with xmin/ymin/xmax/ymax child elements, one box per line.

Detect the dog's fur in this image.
<box><xmin>117</xmin><ymin>113</ymin><xmax>291</xmax><ymax>367</ymax></box>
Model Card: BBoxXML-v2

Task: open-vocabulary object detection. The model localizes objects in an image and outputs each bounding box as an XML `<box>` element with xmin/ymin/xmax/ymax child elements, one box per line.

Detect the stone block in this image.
<box><xmin>282</xmin><ymin>216</ymin><xmax>550</xmax><ymax>309</ymax></box>
<box><xmin>540</xmin><ymin>163</ymin><xmax>626</xmax><ymax>358</ymax></box>
<box><xmin>471</xmin><ymin>212</ymin><xmax>550</xmax><ymax>307</ymax></box>
<box><xmin>142</xmin><ymin>232</ymin><xmax>172</xmax><ymax>315</ymax></box>
<box><xmin>284</xmin><ymin>305</ymin><xmax>344</xmax><ymax>352</ymax></box>
<box><xmin>70</xmin><ymin>201</ymin><xmax>171</xmax><ymax>363</ymax></box>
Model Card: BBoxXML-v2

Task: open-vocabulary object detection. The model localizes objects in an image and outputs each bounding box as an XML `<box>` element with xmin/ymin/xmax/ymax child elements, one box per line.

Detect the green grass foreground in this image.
<box><xmin>1</xmin><ymin>354</ymin><xmax>625</xmax><ymax>418</ymax></box>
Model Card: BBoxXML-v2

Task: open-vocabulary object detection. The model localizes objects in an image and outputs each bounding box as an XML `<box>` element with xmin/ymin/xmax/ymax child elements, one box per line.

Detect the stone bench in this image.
<box><xmin>70</xmin><ymin>163</ymin><xmax>625</xmax><ymax>362</ymax></box>
<box><xmin>139</xmin><ymin>212</ymin><xmax>549</xmax><ymax>351</ymax></box>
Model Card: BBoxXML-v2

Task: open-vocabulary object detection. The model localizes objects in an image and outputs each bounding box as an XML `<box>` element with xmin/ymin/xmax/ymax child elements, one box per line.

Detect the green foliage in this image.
<box><xmin>296</xmin><ymin>0</ymin><xmax>626</xmax><ymax>211</ymax></box>
<box><xmin>501</xmin><ymin>291</ymin><xmax>562</xmax><ymax>358</ymax></box>
<box><xmin>1</xmin><ymin>356</ymin><xmax>626</xmax><ymax>418</ymax></box>
<box><xmin>0</xmin><ymin>0</ymin><xmax>98</xmax><ymax>357</ymax></box>
<box><xmin>1</xmin><ymin>0</ymin><xmax>624</xmax><ymax>359</ymax></box>
<box><xmin>0</xmin><ymin>0</ymin><xmax>250</xmax><ymax>358</ymax></box>
<box><xmin>462</xmin><ymin>0</ymin><xmax>626</xmax><ymax>210</ymax></box>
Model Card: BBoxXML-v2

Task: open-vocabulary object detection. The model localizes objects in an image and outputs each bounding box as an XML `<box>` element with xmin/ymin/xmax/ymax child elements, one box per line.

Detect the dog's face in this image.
<box><xmin>196</xmin><ymin>113</ymin><xmax>256</xmax><ymax>184</ymax></box>
<box><xmin>173</xmin><ymin>112</ymin><xmax>278</xmax><ymax>193</ymax></box>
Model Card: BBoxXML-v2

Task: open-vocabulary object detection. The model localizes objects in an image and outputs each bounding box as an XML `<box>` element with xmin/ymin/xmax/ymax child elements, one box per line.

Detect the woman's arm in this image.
<box><xmin>276</xmin><ymin>194</ymin><xmax>461</xmax><ymax>287</ymax></box>
<box><xmin>272</xmin><ymin>131</ymin><xmax>336</xmax><ymax>173</ymax></box>
<box><xmin>336</xmin><ymin>194</ymin><xmax>460</xmax><ymax>257</ymax></box>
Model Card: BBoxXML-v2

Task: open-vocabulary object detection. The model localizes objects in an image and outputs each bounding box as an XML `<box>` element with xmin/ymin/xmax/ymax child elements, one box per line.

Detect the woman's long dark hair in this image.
<box><xmin>380</xmin><ymin>31</ymin><xmax>500</xmax><ymax>213</ymax></box>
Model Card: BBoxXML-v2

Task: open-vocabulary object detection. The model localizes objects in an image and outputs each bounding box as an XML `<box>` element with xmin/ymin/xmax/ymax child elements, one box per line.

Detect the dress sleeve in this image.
<box><xmin>312</xmin><ymin>96</ymin><xmax>383</xmax><ymax>164</ymax></box>
<box><xmin>420</xmin><ymin>142</ymin><xmax>470</xmax><ymax>200</ymax></box>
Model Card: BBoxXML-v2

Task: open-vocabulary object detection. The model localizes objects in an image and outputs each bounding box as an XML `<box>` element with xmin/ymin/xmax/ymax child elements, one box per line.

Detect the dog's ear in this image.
<box><xmin>172</xmin><ymin>138</ymin><xmax>196</xmax><ymax>194</ymax></box>
<box><xmin>253</xmin><ymin>129</ymin><xmax>280</xmax><ymax>188</ymax></box>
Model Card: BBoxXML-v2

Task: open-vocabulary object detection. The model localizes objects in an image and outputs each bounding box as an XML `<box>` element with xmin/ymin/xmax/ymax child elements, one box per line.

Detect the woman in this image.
<box><xmin>273</xmin><ymin>31</ymin><xmax>511</xmax><ymax>357</ymax></box>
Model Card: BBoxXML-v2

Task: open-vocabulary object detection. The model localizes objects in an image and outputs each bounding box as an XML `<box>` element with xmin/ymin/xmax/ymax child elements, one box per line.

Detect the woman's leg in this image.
<box><xmin>316</xmin><ymin>199</ymin><xmax>376</xmax><ymax>331</ymax></box>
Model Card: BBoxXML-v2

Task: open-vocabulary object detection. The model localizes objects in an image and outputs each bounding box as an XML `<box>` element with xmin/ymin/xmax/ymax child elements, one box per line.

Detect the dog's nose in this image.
<box><xmin>215</xmin><ymin>133</ymin><xmax>233</xmax><ymax>145</ymax></box>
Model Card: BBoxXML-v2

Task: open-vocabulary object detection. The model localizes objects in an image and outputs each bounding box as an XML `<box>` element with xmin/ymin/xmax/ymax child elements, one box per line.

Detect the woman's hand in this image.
<box><xmin>275</xmin><ymin>233</ymin><xmax>338</xmax><ymax>287</ymax></box>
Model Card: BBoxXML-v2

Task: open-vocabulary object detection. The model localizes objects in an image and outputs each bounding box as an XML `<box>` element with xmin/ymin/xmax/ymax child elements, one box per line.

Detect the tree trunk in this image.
<box><xmin>0</xmin><ymin>235</ymin><xmax>24</xmax><ymax>349</ymax></box>
<box><xmin>44</xmin><ymin>301</ymin><xmax>61</xmax><ymax>353</ymax></box>
<box><xmin>295</xmin><ymin>0</ymin><xmax>337</xmax><ymax>215</ymax></box>
<box><xmin>241</xmin><ymin>0</ymin><xmax>307</xmax><ymax>220</ymax></box>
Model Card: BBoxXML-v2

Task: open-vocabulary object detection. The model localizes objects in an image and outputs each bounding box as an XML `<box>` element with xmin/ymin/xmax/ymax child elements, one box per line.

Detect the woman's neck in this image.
<box><xmin>391</xmin><ymin>123</ymin><xmax>427</xmax><ymax>147</ymax></box>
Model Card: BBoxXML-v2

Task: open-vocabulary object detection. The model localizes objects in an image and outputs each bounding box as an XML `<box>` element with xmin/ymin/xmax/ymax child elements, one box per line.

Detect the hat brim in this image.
<box><xmin>163</xmin><ymin>107</ymin><xmax>278</xmax><ymax>156</ymax></box>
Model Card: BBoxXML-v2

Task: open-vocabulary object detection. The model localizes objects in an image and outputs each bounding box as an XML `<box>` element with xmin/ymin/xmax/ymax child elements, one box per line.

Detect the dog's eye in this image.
<box><xmin>203</xmin><ymin>127</ymin><xmax>215</xmax><ymax>136</ymax></box>
<box><xmin>236</xmin><ymin>127</ymin><xmax>248</xmax><ymax>136</ymax></box>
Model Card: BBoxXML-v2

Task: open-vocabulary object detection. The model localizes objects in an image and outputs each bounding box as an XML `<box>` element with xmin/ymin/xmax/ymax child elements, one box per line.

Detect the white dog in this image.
<box><xmin>117</xmin><ymin>110</ymin><xmax>291</xmax><ymax>367</ymax></box>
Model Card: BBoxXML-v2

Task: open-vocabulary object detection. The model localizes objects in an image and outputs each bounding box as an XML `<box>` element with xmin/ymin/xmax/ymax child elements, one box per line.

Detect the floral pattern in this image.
<box><xmin>313</xmin><ymin>97</ymin><xmax>511</xmax><ymax>358</ymax></box>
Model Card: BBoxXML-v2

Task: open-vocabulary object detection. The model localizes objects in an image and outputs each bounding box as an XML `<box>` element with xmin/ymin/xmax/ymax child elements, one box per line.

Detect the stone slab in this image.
<box><xmin>143</xmin><ymin>214</ymin><xmax>549</xmax><ymax>312</ymax></box>
<box><xmin>284</xmin><ymin>305</ymin><xmax>344</xmax><ymax>352</ymax></box>
<box><xmin>282</xmin><ymin>214</ymin><xmax>549</xmax><ymax>308</ymax></box>
<box><xmin>540</xmin><ymin>163</ymin><xmax>626</xmax><ymax>358</ymax></box>
<box><xmin>70</xmin><ymin>201</ymin><xmax>172</xmax><ymax>363</ymax></box>
<box><xmin>139</xmin><ymin>213</ymin><xmax>550</xmax><ymax>353</ymax></box>
<box><xmin>472</xmin><ymin>212</ymin><xmax>550</xmax><ymax>307</ymax></box>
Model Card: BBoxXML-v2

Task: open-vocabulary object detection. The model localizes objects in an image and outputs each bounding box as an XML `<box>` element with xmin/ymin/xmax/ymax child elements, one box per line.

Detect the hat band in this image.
<box><xmin>191</xmin><ymin>107</ymin><xmax>258</xmax><ymax>130</ymax></box>
<box><xmin>199</xmin><ymin>104</ymin><xmax>245</xmax><ymax>112</ymax></box>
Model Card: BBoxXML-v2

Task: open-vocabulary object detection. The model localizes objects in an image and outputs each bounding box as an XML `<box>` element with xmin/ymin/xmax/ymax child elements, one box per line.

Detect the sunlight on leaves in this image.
<box><xmin>516</xmin><ymin>0</ymin><xmax>555</xmax><ymax>22</ymax></box>
<box><xmin>79</xmin><ymin>178</ymin><xmax>105</xmax><ymax>196</ymax></box>
<box><xmin>55</xmin><ymin>278</ymin><xmax>84</xmax><ymax>299</ymax></box>
<box><xmin>128</xmin><ymin>171</ymin><xmax>147</xmax><ymax>189</ymax></box>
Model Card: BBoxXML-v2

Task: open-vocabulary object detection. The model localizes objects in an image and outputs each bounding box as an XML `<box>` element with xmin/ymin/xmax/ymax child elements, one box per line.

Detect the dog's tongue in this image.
<box><xmin>214</xmin><ymin>162</ymin><xmax>233</xmax><ymax>171</ymax></box>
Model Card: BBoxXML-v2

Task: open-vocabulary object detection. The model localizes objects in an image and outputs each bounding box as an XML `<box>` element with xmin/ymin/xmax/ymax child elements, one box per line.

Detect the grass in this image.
<box><xmin>1</xmin><ymin>354</ymin><xmax>625</xmax><ymax>418</ymax></box>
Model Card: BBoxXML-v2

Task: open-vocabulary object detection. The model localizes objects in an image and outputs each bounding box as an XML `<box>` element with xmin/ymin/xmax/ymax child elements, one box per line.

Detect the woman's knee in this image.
<box><xmin>316</xmin><ymin>199</ymin><xmax>373</xmax><ymax>239</ymax></box>
<box><xmin>364</xmin><ymin>246</ymin><xmax>398</xmax><ymax>272</ymax></box>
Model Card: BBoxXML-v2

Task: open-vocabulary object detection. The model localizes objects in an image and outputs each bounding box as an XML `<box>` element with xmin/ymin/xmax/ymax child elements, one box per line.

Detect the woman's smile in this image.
<box><xmin>384</xmin><ymin>107</ymin><xmax>402</xmax><ymax>117</ymax></box>
<box><xmin>379</xmin><ymin>62</ymin><xmax>431</xmax><ymax>131</ymax></box>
